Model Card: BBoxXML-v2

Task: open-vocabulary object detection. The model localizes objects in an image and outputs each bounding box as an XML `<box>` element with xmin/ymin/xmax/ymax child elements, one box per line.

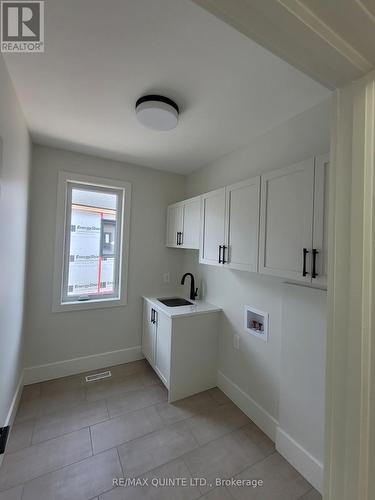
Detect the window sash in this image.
<box><xmin>61</xmin><ymin>181</ymin><xmax>124</xmax><ymax>304</ymax></box>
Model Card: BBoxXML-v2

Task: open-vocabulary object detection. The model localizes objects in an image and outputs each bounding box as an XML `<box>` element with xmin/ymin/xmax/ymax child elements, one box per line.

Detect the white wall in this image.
<box><xmin>0</xmin><ymin>56</ymin><xmax>31</xmax><ymax>425</ymax></box>
<box><xmin>183</xmin><ymin>99</ymin><xmax>330</xmax><ymax>490</ymax></box>
<box><xmin>277</xmin><ymin>284</ymin><xmax>327</xmax><ymax>489</ymax></box>
<box><xmin>186</xmin><ymin>100</ymin><xmax>331</xmax><ymax>196</ymax></box>
<box><xmin>24</xmin><ymin>145</ymin><xmax>185</xmax><ymax>376</ymax></box>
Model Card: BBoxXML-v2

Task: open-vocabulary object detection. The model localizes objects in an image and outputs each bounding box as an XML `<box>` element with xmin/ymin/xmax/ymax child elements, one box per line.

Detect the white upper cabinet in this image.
<box><xmin>166</xmin><ymin>196</ymin><xmax>200</xmax><ymax>249</ymax></box>
<box><xmin>259</xmin><ymin>156</ymin><xmax>329</xmax><ymax>285</ymax></box>
<box><xmin>166</xmin><ymin>154</ymin><xmax>328</xmax><ymax>286</ymax></box>
<box><xmin>225</xmin><ymin>177</ymin><xmax>260</xmax><ymax>272</ymax></box>
<box><xmin>181</xmin><ymin>197</ymin><xmax>201</xmax><ymax>249</ymax></box>
<box><xmin>312</xmin><ymin>154</ymin><xmax>330</xmax><ymax>286</ymax></box>
<box><xmin>199</xmin><ymin>188</ymin><xmax>226</xmax><ymax>265</ymax></box>
<box><xmin>259</xmin><ymin>159</ymin><xmax>314</xmax><ymax>282</ymax></box>
<box><xmin>199</xmin><ymin>178</ymin><xmax>261</xmax><ymax>270</ymax></box>
<box><xmin>166</xmin><ymin>203</ymin><xmax>183</xmax><ymax>248</ymax></box>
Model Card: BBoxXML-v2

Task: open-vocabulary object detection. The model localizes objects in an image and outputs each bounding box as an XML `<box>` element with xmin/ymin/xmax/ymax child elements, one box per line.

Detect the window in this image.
<box><xmin>53</xmin><ymin>172</ymin><xmax>131</xmax><ymax>312</ymax></box>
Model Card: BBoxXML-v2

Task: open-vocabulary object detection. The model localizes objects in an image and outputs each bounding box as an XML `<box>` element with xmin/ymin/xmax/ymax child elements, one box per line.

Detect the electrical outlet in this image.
<box><xmin>163</xmin><ymin>272</ymin><xmax>170</xmax><ymax>283</ymax></box>
<box><xmin>233</xmin><ymin>334</ymin><xmax>240</xmax><ymax>350</ymax></box>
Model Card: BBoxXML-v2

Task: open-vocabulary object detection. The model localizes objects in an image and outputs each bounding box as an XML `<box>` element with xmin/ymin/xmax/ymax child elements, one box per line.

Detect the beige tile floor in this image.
<box><xmin>0</xmin><ymin>360</ymin><xmax>322</xmax><ymax>500</ymax></box>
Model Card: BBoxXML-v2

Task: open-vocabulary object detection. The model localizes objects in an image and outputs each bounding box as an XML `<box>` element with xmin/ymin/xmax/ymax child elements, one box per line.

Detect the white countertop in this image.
<box><xmin>143</xmin><ymin>296</ymin><xmax>222</xmax><ymax>319</ymax></box>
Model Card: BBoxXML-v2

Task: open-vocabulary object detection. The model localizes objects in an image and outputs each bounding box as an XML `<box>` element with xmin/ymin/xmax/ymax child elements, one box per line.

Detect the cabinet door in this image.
<box><xmin>142</xmin><ymin>301</ymin><xmax>156</xmax><ymax>366</ymax></box>
<box><xmin>166</xmin><ymin>204</ymin><xmax>183</xmax><ymax>248</ymax></box>
<box><xmin>225</xmin><ymin>177</ymin><xmax>260</xmax><ymax>272</ymax></box>
<box><xmin>312</xmin><ymin>154</ymin><xmax>329</xmax><ymax>287</ymax></box>
<box><xmin>181</xmin><ymin>197</ymin><xmax>201</xmax><ymax>249</ymax></box>
<box><xmin>154</xmin><ymin>310</ymin><xmax>171</xmax><ymax>388</ymax></box>
<box><xmin>199</xmin><ymin>188</ymin><xmax>226</xmax><ymax>266</ymax></box>
<box><xmin>259</xmin><ymin>159</ymin><xmax>314</xmax><ymax>282</ymax></box>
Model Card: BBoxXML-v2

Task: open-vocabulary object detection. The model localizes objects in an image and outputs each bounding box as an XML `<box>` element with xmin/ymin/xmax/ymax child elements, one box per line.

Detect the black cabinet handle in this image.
<box><xmin>151</xmin><ymin>309</ymin><xmax>158</xmax><ymax>324</ymax></box>
<box><xmin>218</xmin><ymin>245</ymin><xmax>223</xmax><ymax>263</ymax></box>
<box><xmin>302</xmin><ymin>248</ymin><xmax>309</xmax><ymax>277</ymax></box>
<box><xmin>176</xmin><ymin>232</ymin><xmax>183</xmax><ymax>245</ymax></box>
<box><xmin>312</xmin><ymin>249</ymin><xmax>318</xmax><ymax>278</ymax></box>
<box><xmin>222</xmin><ymin>245</ymin><xmax>227</xmax><ymax>264</ymax></box>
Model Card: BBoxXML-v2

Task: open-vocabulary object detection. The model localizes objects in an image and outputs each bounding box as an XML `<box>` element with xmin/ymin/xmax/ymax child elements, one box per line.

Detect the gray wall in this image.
<box><xmin>24</xmin><ymin>145</ymin><xmax>185</xmax><ymax>368</ymax></box>
<box><xmin>183</xmin><ymin>99</ymin><xmax>330</xmax><ymax>466</ymax></box>
<box><xmin>0</xmin><ymin>55</ymin><xmax>31</xmax><ymax>424</ymax></box>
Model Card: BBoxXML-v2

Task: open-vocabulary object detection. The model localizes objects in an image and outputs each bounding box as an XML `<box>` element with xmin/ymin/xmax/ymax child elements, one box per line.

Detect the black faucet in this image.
<box><xmin>181</xmin><ymin>273</ymin><xmax>198</xmax><ymax>301</ymax></box>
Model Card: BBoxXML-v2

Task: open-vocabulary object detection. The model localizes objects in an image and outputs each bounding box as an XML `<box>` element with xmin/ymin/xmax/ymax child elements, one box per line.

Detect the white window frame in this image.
<box><xmin>52</xmin><ymin>171</ymin><xmax>131</xmax><ymax>312</ymax></box>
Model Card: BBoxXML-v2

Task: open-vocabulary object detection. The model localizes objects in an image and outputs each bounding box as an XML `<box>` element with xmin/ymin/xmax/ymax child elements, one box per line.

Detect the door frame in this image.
<box><xmin>325</xmin><ymin>71</ymin><xmax>375</xmax><ymax>500</ymax></box>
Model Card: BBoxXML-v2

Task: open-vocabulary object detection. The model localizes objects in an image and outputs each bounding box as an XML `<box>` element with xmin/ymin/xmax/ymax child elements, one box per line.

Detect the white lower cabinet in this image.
<box><xmin>154</xmin><ymin>309</ymin><xmax>171</xmax><ymax>387</ymax></box>
<box><xmin>142</xmin><ymin>300</ymin><xmax>156</xmax><ymax>365</ymax></box>
<box><xmin>142</xmin><ymin>298</ymin><xmax>220</xmax><ymax>402</ymax></box>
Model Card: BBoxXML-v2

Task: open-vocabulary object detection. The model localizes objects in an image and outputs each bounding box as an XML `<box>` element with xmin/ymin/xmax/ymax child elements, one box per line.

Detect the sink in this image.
<box><xmin>157</xmin><ymin>297</ymin><xmax>194</xmax><ymax>307</ymax></box>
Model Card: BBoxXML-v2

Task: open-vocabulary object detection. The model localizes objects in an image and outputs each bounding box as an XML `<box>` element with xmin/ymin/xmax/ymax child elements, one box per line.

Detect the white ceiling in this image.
<box><xmin>193</xmin><ymin>0</ymin><xmax>375</xmax><ymax>89</ymax></box>
<box><xmin>3</xmin><ymin>0</ymin><xmax>330</xmax><ymax>173</ymax></box>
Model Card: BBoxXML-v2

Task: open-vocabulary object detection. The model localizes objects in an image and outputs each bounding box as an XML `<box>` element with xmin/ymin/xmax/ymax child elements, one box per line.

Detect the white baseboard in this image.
<box><xmin>217</xmin><ymin>370</ymin><xmax>323</xmax><ymax>492</ymax></box>
<box><xmin>23</xmin><ymin>346</ymin><xmax>144</xmax><ymax>385</ymax></box>
<box><xmin>0</xmin><ymin>371</ymin><xmax>24</xmax><ymax>468</ymax></box>
<box><xmin>4</xmin><ymin>371</ymin><xmax>24</xmax><ymax>427</ymax></box>
<box><xmin>4</xmin><ymin>370</ymin><xmax>24</xmax><ymax>426</ymax></box>
<box><xmin>276</xmin><ymin>427</ymin><xmax>323</xmax><ymax>493</ymax></box>
<box><xmin>217</xmin><ymin>370</ymin><xmax>278</xmax><ymax>441</ymax></box>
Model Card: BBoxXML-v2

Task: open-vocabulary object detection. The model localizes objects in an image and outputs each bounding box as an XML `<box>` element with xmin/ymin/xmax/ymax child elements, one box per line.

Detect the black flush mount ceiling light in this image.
<box><xmin>135</xmin><ymin>95</ymin><xmax>179</xmax><ymax>131</ymax></box>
